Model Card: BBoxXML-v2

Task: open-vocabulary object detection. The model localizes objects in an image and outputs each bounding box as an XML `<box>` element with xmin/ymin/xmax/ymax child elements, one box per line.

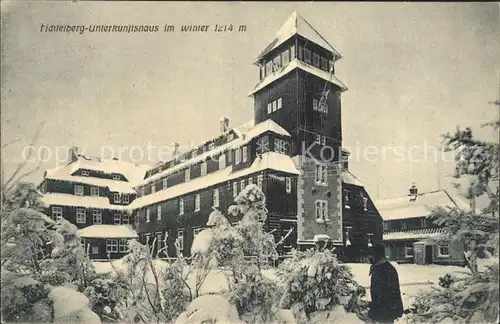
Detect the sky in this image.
<box><xmin>1</xmin><ymin>1</ymin><xmax>499</xmax><ymax>201</ymax></box>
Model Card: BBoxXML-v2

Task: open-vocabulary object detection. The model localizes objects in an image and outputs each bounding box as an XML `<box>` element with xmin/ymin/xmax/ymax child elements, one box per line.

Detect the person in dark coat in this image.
<box><xmin>368</xmin><ymin>244</ymin><xmax>404</xmax><ymax>324</ymax></box>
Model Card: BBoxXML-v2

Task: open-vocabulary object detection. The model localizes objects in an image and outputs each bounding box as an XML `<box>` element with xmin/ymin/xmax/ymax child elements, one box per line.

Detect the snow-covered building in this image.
<box><xmin>39</xmin><ymin>148</ymin><xmax>149</xmax><ymax>259</ymax></box>
<box><xmin>377</xmin><ymin>184</ymin><xmax>469</xmax><ymax>265</ymax></box>
<box><xmin>131</xmin><ymin>12</ymin><xmax>382</xmax><ymax>261</ymax></box>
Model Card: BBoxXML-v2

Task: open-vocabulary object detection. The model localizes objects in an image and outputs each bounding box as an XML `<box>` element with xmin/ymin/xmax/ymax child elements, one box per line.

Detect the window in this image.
<box><xmin>321</xmin><ymin>57</ymin><xmax>328</xmax><ymax>70</ymax></box>
<box><xmin>405</xmin><ymin>243</ymin><xmax>414</xmax><ymax>258</ymax></box>
<box><xmin>329</xmin><ymin>60</ymin><xmax>334</xmax><ymax>72</ymax></box>
<box><xmin>163</xmin><ymin>178</ymin><xmax>168</xmax><ymax>189</ymax></box>
<box><xmin>298</xmin><ymin>46</ymin><xmax>303</xmax><ymax>60</ymax></box>
<box><xmin>74</xmin><ymin>185</ymin><xmax>84</xmax><ymax>196</ymax></box>
<box><xmin>242</xmin><ymin>146</ymin><xmax>248</xmax><ymax>162</ymax></box>
<box><xmin>76</xmin><ymin>208</ymin><xmax>86</xmax><ymax>224</ymax></box>
<box><xmin>227</xmin><ymin>133</ymin><xmax>234</xmax><ymax>141</ymax></box>
<box><xmin>345</xmin><ymin>227</ymin><xmax>352</xmax><ymax>246</ymax></box>
<box><xmin>179</xmin><ymin>198</ymin><xmax>184</xmax><ymax>215</ymax></box>
<box><xmin>274</xmin><ymin>139</ymin><xmax>288</xmax><ymax>154</ymax></box>
<box><xmin>122</xmin><ymin>214</ymin><xmax>129</xmax><ymax>224</ymax></box>
<box><xmin>438</xmin><ymin>245</ymin><xmax>450</xmax><ymax>257</ymax></box>
<box><xmin>277</xmin><ymin>97</ymin><xmax>282</xmax><ymax>110</ymax></box>
<box><xmin>267</xmin><ymin>103</ymin><xmax>272</xmax><ymax>114</ymax></box>
<box><xmin>304</xmin><ymin>48</ymin><xmax>312</xmax><ymax>63</ymax></box>
<box><xmin>112</xmin><ymin>174</ymin><xmax>121</xmax><ymax>180</ymax></box>
<box><xmin>151</xmin><ymin>183</ymin><xmax>156</xmax><ymax>194</ymax></box>
<box><xmin>106</xmin><ymin>239</ymin><xmax>118</xmax><ymax>253</ymax></box>
<box><xmin>315</xmin><ymin>163</ymin><xmax>328</xmax><ymax>185</ymax></box>
<box><xmin>290</xmin><ymin>44</ymin><xmax>296</xmax><ymax>60</ymax></box>
<box><xmin>315</xmin><ymin>200</ymin><xmax>328</xmax><ymax>222</ymax></box>
<box><xmin>156</xmin><ymin>232</ymin><xmax>162</xmax><ymax>250</ymax></box>
<box><xmin>257</xmin><ymin>175</ymin><xmax>263</xmax><ymax>189</ymax></box>
<box><xmin>208</xmin><ymin>142</ymin><xmax>215</xmax><ymax>150</ymax></box>
<box><xmin>235</xmin><ymin>148</ymin><xmax>241</xmax><ymax>165</ymax></box>
<box><xmin>344</xmin><ymin>190</ymin><xmax>351</xmax><ymax>209</ymax></box>
<box><xmin>282</xmin><ymin>49</ymin><xmax>290</xmax><ymax>65</ymax></box>
<box><xmin>272</xmin><ymin>100</ymin><xmax>277</xmax><ymax>112</ymax></box>
<box><xmin>123</xmin><ymin>194</ymin><xmax>129</xmax><ymax>204</ymax></box>
<box><xmin>315</xmin><ymin>134</ymin><xmax>321</xmax><ymax>144</ymax></box>
<box><xmin>285</xmin><ymin>177</ymin><xmax>291</xmax><ymax>193</ymax></box>
<box><xmin>363</xmin><ymin>197</ymin><xmax>369</xmax><ymax>211</ymax></box>
<box><xmin>367</xmin><ymin>233</ymin><xmax>373</xmax><ymax>247</ymax></box>
<box><xmin>92</xmin><ymin>245</ymin><xmax>99</xmax><ymax>255</ymax></box>
<box><xmin>195</xmin><ymin>194</ymin><xmax>201</xmax><ymax>211</ymax></box>
<box><xmin>321</xmin><ymin>136</ymin><xmax>326</xmax><ymax>145</ymax></box>
<box><xmin>233</xmin><ymin>182</ymin><xmax>238</xmax><ymax>197</ymax></box>
<box><xmin>114</xmin><ymin>213</ymin><xmax>121</xmax><ymax>225</ymax></box>
<box><xmin>383</xmin><ymin>222</ymin><xmax>389</xmax><ymax>232</ymax></box>
<box><xmin>240</xmin><ymin>179</ymin><xmax>246</xmax><ymax>191</ymax></box>
<box><xmin>260</xmin><ymin>64</ymin><xmax>265</xmax><ymax>79</ymax></box>
<box><xmin>52</xmin><ymin>207</ymin><xmax>63</xmax><ymax>221</ymax></box>
<box><xmin>219</xmin><ymin>154</ymin><xmax>226</xmax><ymax>169</ymax></box>
<box><xmin>201</xmin><ymin>162</ymin><xmax>207</xmax><ymax>176</ymax></box>
<box><xmin>146</xmin><ymin>208</ymin><xmax>151</xmax><ymax>222</ymax></box>
<box><xmin>313</xmin><ymin>99</ymin><xmax>318</xmax><ymax>111</ymax></box>
<box><xmin>140</xmin><ymin>187</ymin><xmax>145</xmax><ymax>197</ymax></box>
<box><xmin>93</xmin><ymin>209</ymin><xmax>102</xmax><ymax>224</ymax></box>
<box><xmin>313</xmin><ymin>53</ymin><xmax>320</xmax><ymax>67</ymax></box>
<box><xmin>157</xmin><ymin>205</ymin><xmax>162</xmax><ymax>220</ymax></box>
<box><xmin>257</xmin><ymin>136</ymin><xmax>270</xmax><ymax>154</ymax></box>
<box><xmin>193</xmin><ymin>227</ymin><xmax>203</xmax><ymax>237</ymax></box>
<box><xmin>185</xmin><ymin>168</ymin><xmax>191</xmax><ymax>182</ymax></box>
<box><xmin>114</xmin><ymin>193</ymin><xmax>121</xmax><ymax>203</ymax></box>
<box><xmin>81</xmin><ymin>170</ymin><xmax>89</xmax><ymax>176</ymax></box>
<box><xmin>248</xmin><ymin>177</ymin><xmax>253</xmax><ymax>186</ymax></box>
<box><xmin>119</xmin><ymin>239</ymin><xmax>130</xmax><ymax>253</ymax></box>
<box><xmin>177</xmin><ymin>230</ymin><xmax>184</xmax><ymax>251</ymax></box>
<box><xmin>213</xmin><ymin>189</ymin><xmax>219</xmax><ymax>208</ymax></box>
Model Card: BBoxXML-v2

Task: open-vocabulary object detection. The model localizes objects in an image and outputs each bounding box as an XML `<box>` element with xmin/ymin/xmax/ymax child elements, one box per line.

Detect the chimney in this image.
<box><xmin>220</xmin><ymin>117</ymin><xmax>230</xmax><ymax>133</ymax></box>
<box><xmin>408</xmin><ymin>182</ymin><xmax>418</xmax><ymax>201</ymax></box>
<box><xmin>172</xmin><ymin>142</ymin><xmax>180</xmax><ymax>157</ymax></box>
<box><xmin>68</xmin><ymin>146</ymin><xmax>79</xmax><ymax>163</ymax></box>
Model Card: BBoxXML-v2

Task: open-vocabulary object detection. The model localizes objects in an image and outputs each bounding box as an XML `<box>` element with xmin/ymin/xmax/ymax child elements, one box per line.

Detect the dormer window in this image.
<box><xmin>163</xmin><ymin>178</ymin><xmax>168</xmax><ymax>189</ymax></box>
<box><xmin>274</xmin><ymin>139</ymin><xmax>288</xmax><ymax>155</ymax></box>
<box><xmin>265</xmin><ymin>60</ymin><xmax>272</xmax><ymax>76</ymax></box>
<box><xmin>219</xmin><ymin>154</ymin><xmax>226</xmax><ymax>169</ymax></box>
<box><xmin>201</xmin><ymin>162</ymin><xmax>207</xmax><ymax>176</ymax></box>
<box><xmin>320</xmin><ymin>57</ymin><xmax>328</xmax><ymax>71</ymax></box>
<box><xmin>208</xmin><ymin>143</ymin><xmax>215</xmax><ymax>150</ymax></box>
<box><xmin>242</xmin><ymin>146</ymin><xmax>248</xmax><ymax>162</ymax></box>
<box><xmin>273</xmin><ymin>55</ymin><xmax>282</xmax><ymax>72</ymax></box>
<box><xmin>112</xmin><ymin>174</ymin><xmax>120</xmax><ymax>180</ymax></box>
<box><xmin>282</xmin><ymin>49</ymin><xmax>290</xmax><ymax>66</ymax></box>
<box><xmin>185</xmin><ymin>168</ymin><xmax>191</xmax><ymax>182</ymax></box>
<box><xmin>74</xmin><ymin>185</ymin><xmax>84</xmax><ymax>196</ymax></box>
<box><xmin>90</xmin><ymin>187</ymin><xmax>99</xmax><ymax>197</ymax></box>
<box><xmin>114</xmin><ymin>193</ymin><xmax>121</xmax><ymax>203</ymax></box>
<box><xmin>227</xmin><ymin>133</ymin><xmax>234</xmax><ymax>141</ymax></box>
<box><xmin>290</xmin><ymin>44</ymin><xmax>296</xmax><ymax>60</ymax></box>
<box><xmin>304</xmin><ymin>48</ymin><xmax>312</xmax><ymax>64</ymax></box>
<box><xmin>192</xmin><ymin>150</ymin><xmax>198</xmax><ymax>158</ymax></box>
<box><xmin>151</xmin><ymin>183</ymin><xmax>156</xmax><ymax>194</ymax></box>
<box><xmin>257</xmin><ymin>136</ymin><xmax>270</xmax><ymax>154</ymax></box>
<box><xmin>363</xmin><ymin>196</ymin><xmax>369</xmax><ymax>211</ymax></box>
<box><xmin>235</xmin><ymin>148</ymin><xmax>241</xmax><ymax>165</ymax></box>
<box><xmin>81</xmin><ymin>170</ymin><xmax>89</xmax><ymax>176</ymax></box>
<box><xmin>123</xmin><ymin>194</ymin><xmax>129</xmax><ymax>204</ymax></box>
<box><xmin>313</xmin><ymin>53</ymin><xmax>320</xmax><ymax>67</ymax></box>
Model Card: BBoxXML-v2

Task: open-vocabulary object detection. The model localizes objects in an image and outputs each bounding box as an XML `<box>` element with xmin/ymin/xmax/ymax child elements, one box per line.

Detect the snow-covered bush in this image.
<box><xmin>83</xmin><ymin>272</ymin><xmax>128</xmax><ymax>322</ymax></box>
<box><xmin>277</xmin><ymin>249</ymin><xmax>360</xmax><ymax>324</ymax></box>
<box><xmin>1</xmin><ymin>272</ymin><xmax>52</xmax><ymax>323</ymax></box>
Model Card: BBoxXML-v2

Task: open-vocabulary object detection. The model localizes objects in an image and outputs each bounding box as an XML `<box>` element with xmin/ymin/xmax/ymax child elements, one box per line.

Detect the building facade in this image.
<box><xmin>377</xmin><ymin>184</ymin><xmax>469</xmax><ymax>266</ymax></box>
<box><xmin>132</xmin><ymin>12</ymin><xmax>382</xmax><ymax>261</ymax></box>
<box><xmin>39</xmin><ymin>148</ymin><xmax>149</xmax><ymax>259</ymax></box>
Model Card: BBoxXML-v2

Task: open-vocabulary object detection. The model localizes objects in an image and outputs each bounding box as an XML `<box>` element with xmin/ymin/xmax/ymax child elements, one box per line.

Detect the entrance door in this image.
<box><xmin>425</xmin><ymin>245</ymin><xmax>434</xmax><ymax>264</ymax></box>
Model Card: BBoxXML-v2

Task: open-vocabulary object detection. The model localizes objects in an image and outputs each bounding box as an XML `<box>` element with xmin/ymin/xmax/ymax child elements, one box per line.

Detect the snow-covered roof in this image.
<box><xmin>78</xmin><ymin>225</ymin><xmax>138</xmax><ymax>238</ymax></box>
<box><xmin>42</xmin><ymin>193</ymin><xmax>131</xmax><ymax>211</ymax></box>
<box><xmin>249</xmin><ymin>59</ymin><xmax>347</xmax><ymax>96</ymax></box>
<box><xmin>140</xmin><ymin>119</ymin><xmax>292</xmax><ymax>186</ymax></box>
<box><xmin>383</xmin><ymin>228</ymin><xmax>445</xmax><ymax>241</ymax></box>
<box><xmin>375</xmin><ymin>190</ymin><xmax>471</xmax><ymax>221</ymax></box>
<box><xmin>130</xmin><ymin>152</ymin><xmax>301</xmax><ymax>209</ymax></box>
<box><xmin>341</xmin><ymin>170</ymin><xmax>364</xmax><ymax>187</ymax></box>
<box><xmin>44</xmin><ymin>156</ymin><xmax>150</xmax><ymax>191</ymax></box>
<box><xmin>254</xmin><ymin>11</ymin><xmax>342</xmax><ymax>64</ymax></box>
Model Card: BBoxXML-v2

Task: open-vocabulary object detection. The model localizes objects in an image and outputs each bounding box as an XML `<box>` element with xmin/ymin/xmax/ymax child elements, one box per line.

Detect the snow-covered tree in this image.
<box><xmin>407</xmin><ymin>101</ymin><xmax>499</xmax><ymax>323</ymax></box>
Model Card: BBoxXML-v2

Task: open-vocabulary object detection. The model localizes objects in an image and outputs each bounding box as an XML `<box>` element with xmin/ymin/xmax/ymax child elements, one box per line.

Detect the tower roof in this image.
<box><xmin>254</xmin><ymin>11</ymin><xmax>342</xmax><ymax>65</ymax></box>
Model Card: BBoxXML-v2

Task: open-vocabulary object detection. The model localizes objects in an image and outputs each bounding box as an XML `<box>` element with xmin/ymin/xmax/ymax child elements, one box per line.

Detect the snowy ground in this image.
<box><xmin>93</xmin><ymin>258</ymin><xmax>497</xmax><ymax>323</ymax></box>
